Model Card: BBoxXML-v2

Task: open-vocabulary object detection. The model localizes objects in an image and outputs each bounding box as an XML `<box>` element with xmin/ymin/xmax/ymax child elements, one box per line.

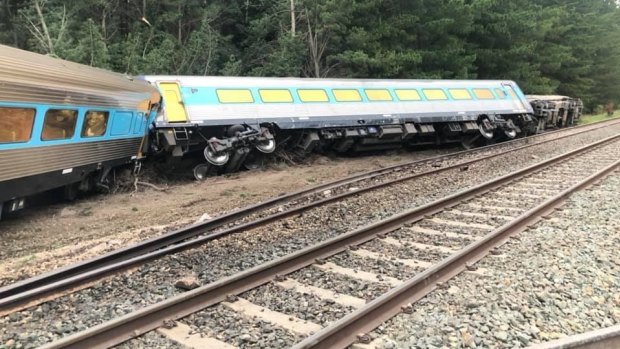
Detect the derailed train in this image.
<box><xmin>0</xmin><ymin>44</ymin><xmax>580</xmax><ymax>217</ymax></box>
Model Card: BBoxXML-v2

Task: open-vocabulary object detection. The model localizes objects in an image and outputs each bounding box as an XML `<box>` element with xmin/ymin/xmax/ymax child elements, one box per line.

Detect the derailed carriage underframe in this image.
<box><xmin>152</xmin><ymin>111</ymin><xmax>531</xmax><ymax>175</ymax></box>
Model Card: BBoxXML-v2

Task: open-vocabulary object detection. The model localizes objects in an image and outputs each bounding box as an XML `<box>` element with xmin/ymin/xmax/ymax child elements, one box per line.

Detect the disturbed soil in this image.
<box><xmin>0</xmin><ymin>149</ymin><xmax>450</xmax><ymax>284</ymax></box>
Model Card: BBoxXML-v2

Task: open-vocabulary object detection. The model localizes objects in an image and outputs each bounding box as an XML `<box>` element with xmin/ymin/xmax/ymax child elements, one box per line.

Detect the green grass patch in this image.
<box><xmin>578</xmin><ymin>111</ymin><xmax>620</xmax><ymax>125</ymax></box>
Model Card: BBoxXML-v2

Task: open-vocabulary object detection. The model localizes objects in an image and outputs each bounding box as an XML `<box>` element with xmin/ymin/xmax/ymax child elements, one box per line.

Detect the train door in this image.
<box><xmin>159</xmin><ymin>82</ymin><xmax>188</xmax><ymax>123</ymax></box>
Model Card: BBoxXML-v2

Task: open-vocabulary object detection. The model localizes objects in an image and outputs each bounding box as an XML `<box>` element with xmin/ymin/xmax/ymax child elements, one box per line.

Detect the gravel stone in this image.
<box><xmin>242</xmin><ymin>283</ymin><xmax>354</xmax><ymax>326</ymax></box>
<box><xmin>185</xmin><ymin>305</ymin><xmax>298</xmax><ymax>349</ymax></box>
<box><xmin>371</xmin><ymin>172</ymin><xmax>620</xmax><ymax>348</ymax></box>
<box><xmin>3</xmin><ymin>127</ymin><xmax>620</xmax><ymax>347</ymax></box>
<box><xmin>288</xmin><ymin>267</ymin><xmax>390</xmax><ymax>301</ymax></box>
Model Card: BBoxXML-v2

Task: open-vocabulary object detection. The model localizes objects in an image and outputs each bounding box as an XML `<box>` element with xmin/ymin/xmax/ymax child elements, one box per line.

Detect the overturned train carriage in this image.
<box><xmin>0</xmin><ymin>44</ymin><xmax>160</xmax><ymax>217</ymax></box>
<box><xmin>142</xmin><ymin>76</ymin><xmax>535</xmax><ymax>176</ymax></box>
<box><xmin>526</xmin><ymin>95</ymin><xmax>583</xmax><ymax>131</ymax></box>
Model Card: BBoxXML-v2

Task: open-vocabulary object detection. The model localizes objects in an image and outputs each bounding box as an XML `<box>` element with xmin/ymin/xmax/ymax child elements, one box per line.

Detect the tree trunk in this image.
<box><xmin>290</xmin><ymin>0</ymin><xmax>295</xmax><ymax>37</ymax></box>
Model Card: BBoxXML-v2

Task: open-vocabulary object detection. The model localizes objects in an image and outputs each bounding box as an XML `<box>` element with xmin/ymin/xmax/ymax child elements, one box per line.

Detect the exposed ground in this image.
<box><xmin>0</xmin><ymin>149</ymin><xmax>451</xmax><ymax>285</ymax></box>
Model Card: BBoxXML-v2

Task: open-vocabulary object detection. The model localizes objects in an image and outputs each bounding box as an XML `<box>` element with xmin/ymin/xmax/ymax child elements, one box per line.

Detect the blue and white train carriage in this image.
<box><xmin>0</xmin><ymin>44</ymin><xmax>159</xmax><ymax>218</ymax></box>
<box><xmin>142</xmin><ymin>76</ymin><xmax>535</xmax><ymax>176</ymax></box>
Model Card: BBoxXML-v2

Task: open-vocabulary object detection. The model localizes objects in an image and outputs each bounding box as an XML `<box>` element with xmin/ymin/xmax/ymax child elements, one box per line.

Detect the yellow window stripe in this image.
<box><xmin>217</xmin><ymin>89</ymin><xmax>254</xmax><ymax>103</ymax></box>
<box><xmin>395</xmin><ymin>89</ymin><xmax>421</xmax><ymax>101</ymax></box>
<box><xmin>333</xmin><ymin>89</ymin><xmax>362</xmax><ymax>102</ymax></box>
<box><xmin>495</xmin><ymin>88</ymin><xmax>507</xmax><ymax>99</ymax></box>
<box><xmin>449</xmin><ymin>89</ymin><xmax>472</xmax><ymax>100</ymax></box>
<box><xmin>298</xmin><ymin>89</ymin><xmax>329</xmax><ymax>102</ymax></box>
<box><xmin>259</xmin><ymin>89</ymin><xmax>293</xmax><ymax>103</ymax></box>
<box><xmin>473</xmin><ymin>89</ymin><xmax>495</xmax><ymax>100</ymax></box>
<box><xmin>423</xmin><ymin>89</ymin><xmax>448</xmax><ymax>101</ymax></box>
<box><xmin>365</xmin><ymin>89</ymin><xmax>392</xmax><ymax>101</ymax></box>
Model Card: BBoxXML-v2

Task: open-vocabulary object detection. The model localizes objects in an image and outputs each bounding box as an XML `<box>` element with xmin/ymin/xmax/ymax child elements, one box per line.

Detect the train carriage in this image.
<box><xmin>142</xmin><ymin>76</ymin><xmax>535</xmax><ymax>176</ymax></box>
<box><xmin>526</xmin><ymin>95</ymin><xmax>583</xmax><ymax>131</ymax></box>
<box><xmin>0</xmin><ymin>44</ymin><xmax>160</xmax><ymax>218</ymax></box>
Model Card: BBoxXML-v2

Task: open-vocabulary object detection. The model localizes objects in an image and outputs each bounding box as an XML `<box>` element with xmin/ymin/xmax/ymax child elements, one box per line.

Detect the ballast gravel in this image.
<box><xmin>372</xmin><ymin>172</ymin><xmax>620</xmax><ymax>349</ymax></box>
<box><xmin>2</xmin><ymin>126</ymin><xmax>620</xmax><ymax>348</ymax></box>
<box><xmin>241</xmin><ymin>283</ymin><xmax>354</xmax><ymax>326</ymax></box>
<box><xmin>185</xmin><ymin>305</ymin><xmax>298</xmax><ymax>349</ymax></box>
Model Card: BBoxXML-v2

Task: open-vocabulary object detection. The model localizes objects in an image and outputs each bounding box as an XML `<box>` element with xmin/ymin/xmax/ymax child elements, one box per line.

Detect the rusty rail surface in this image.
<box><xmin>525</xmin><ymin>324</ymin><xmax>620</xmax><ymax>349</ymax></box>
<box><xmin>36</xmin><ymin>133</ymin><xmax>620</xmax><ymax>349</ymax></box>
<box><xmin>1</xmin><ymin>118</ymin><xmax>619</xmax><ymax>313</ymax></box>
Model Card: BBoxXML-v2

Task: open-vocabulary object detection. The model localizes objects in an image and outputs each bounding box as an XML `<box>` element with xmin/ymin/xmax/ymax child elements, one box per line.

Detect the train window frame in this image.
<box><xmin>332</xmin><ymin>89</ymin><xmax>362</xmax><ymax>102</ymax></box>
<box><xmin>473</xmin><ymin>88</ymin><xmax>496</xmax><ymax>100</ymax></box>
<box><xmin>423</xmin><ymin>89</ymin><xmax>448</xmax><ymax>101</ymax></box>
<box><xmin>448</xmin><ymin>89</ymin><xmax>473</xmax><ymax>100</ymax></box>
<box><xmin>81</xmin><ymin>110</ymin><xmax>109</xmax><ymax>138</ymax></box>
<box><xmin>258</xmin><ymin>89</ymin><xmax>294</xmax><ymax>103</ymax></box>
<box><xmin>216</xmin><ymin>89</ymin><xmax>255</xmax><ymax>104</ymax></box>
<box><xmin>506</xmin><ymin>89</ymin><xmax>518</xmax><ymax>99</ymax></box>
<box><xmin>0</xmin><ymin>107</ymin><xmax>36</xmax><ymax>144</ymax></box>
<box><xmin>364</xmin><ymin>89</ymin><xmax>393</xmax><ymax>102</ymax></box>
<box><xmin>394</xmin><ymin>89</ymin><xmax>422</xmax><ymax>101</ymax></box>
<box><xmin>297</xmin><ymin>89</ymin><xmax>330</xmax><ymax>103</ymax></box>
<box><xmin>41</xmin><ymin>109</ymin><xmax>78</xmax><ymax>141</ymax></box>
<box><xmin>494</xmin><ymin>88</ymin><xmax>508</xmax><ymax>99</ymax></box>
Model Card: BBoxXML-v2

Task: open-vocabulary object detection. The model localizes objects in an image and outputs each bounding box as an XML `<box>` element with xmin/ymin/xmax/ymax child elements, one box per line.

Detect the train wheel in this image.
<box><xmin>504</xmin><ymin>128</ymin><xmax>517</xmax><ymax>139</ymax></box>
<box><xmin>478</xmin><ymin>117</ymin><xmax>494</xmax><ymax>140</ymax></box>
<box><xmin>193</xmin><ymin>163</ymin><xmax>211</xmax><ymax>181</ymax></box>
<box><xmin>255</xmin><ymin>139</ymin><xmax>276</xmax><ymax>153</ymax></box>
<box><xmin>243</xmin><ymin>152</ymin><xmax>265</xmax><ymax>170</ymax></box>
<box><xmin>204</xmin><ymin>146</ymin><xmax>230</xmax><ymax>166</ymax></box>
<box><xmin>461</xmin><ymin>134</ymin><xmax>480</xmax><ymax>150</ymax></box>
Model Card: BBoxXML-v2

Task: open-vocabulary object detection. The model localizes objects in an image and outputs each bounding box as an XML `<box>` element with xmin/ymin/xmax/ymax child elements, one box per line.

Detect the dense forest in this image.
<box><xmin>0</xmin><ymin>0</ymin><xmax>619</xmax><ymax>110</ymax></box>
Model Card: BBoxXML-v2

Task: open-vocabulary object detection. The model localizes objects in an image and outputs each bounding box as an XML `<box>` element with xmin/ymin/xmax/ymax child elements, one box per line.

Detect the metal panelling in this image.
<box><xmin>142</xmin><ymin>75</ymin><xmax>534</xmax><ymax>126</ymax></box>
<box><xmin>0</xmin><ymin>138</ymin><xmax>142</xmax><ymax>182</ymax></box>
<box><xmin>0</xmin><ymin>44</ymin><xmax>160</xmax><ymax>110</ymax></box>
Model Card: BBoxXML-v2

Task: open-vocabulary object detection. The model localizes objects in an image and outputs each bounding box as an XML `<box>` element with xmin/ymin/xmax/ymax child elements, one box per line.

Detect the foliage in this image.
<box><xmin>1</xmin><ymin>0</ymin><xmax>619</xmax><ymax>110</ymax></box>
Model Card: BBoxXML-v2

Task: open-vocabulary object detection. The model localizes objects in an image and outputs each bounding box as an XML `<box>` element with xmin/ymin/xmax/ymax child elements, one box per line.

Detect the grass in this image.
<box><xmin>578</xmin><ymin>111</ymin><xmax>620</xmax><ymax>125</ymax></box>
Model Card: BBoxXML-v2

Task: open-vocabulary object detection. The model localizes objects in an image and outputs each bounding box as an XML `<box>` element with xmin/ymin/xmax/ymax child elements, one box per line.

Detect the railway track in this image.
<box><xmin>33</xmin><ymin>131</ymin><xmax>620</xmax><ymax>348</ymax></box>
<box><xmin>2</xmin><ymin>118</ymin><xmax>620</xmax><ymax>316</ymax></box>
<box><xmin>525</xmin><ymin>324</ymin><xmax>620</xmax><ymax>349</ymax></box>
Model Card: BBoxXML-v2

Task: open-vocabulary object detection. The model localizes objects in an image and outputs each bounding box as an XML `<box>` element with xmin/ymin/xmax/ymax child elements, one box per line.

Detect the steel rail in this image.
<box><xmin>525</xmin><ymin>324</ymin><xmax>620</xmax><ymax>349</ymax></box>
<box><xmin>292</xmin><ymin>159</ymin><xmax>620</xmax><ymax>349</ymax></box>
<box><xmin>2</xmin><ymin>122</ymin><xmax>618</xmax><ymax>312</ymax></box>
<box><xmin>1</xmin><ymin>118</ymin><xmax>617</xmax><ymax>305</ymax></box>
<box><xmin>37</xmin><ymin>134</ymin><xmax>620</xmax><ymax>349</ymax></box>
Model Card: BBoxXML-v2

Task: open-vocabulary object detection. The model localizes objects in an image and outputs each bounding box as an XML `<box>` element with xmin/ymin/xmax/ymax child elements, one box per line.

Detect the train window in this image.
<box><xmin>41</xmin><ymin>109</ymin><xmax>78</xmax><ymax>141</ymax></box>
<box><xmin>216</xmin><ymin>89</ymin><xmax>254</xmax><ymax>103</ymax></box>
<box><xmin>81</xmin><ymin>111</ymin><xmax>109</xmax><ymax>137</ymax></box>
<box><xmin>333</xmin><ymin>89</ymin><xmax>362</xmax><ymax>102</ymax></box>
<box><xmin>0</xmin><ymin>107</ymin><xmax>35</xmax><ymax>143</ymax></box>
<box><xmin>449</xmin><ymin>89</ymin><xmax>473</xmax><ymax>100</ymax></box>
<box><xmin>365</xmin><ymin>89</ymin><xmax>393</xmax><ymax>101</ymax></box>
<box><xmin>506</xmin><ymin>89</ymin><xmax>518</xmax><ymax>99</ymax></box>
<box><xmin>423</xmin><ymin>89</ymin><xmax>448</xmax><ymax>101</ymax></box>
<box><xmin>395</xmin><ymin>89</ymin><xmax>422</xmax><ymax>101</ymax></box>
<box><xmin>473</xmin><ymin>89</ymin><xmax>495</xmax><ymax>100</ymax></box>
<box><xmin>259</xmin><ymin>89</ymin><xmax>294</xmax><ymax>103</ymax></box>
<box><xmin>495</xmin><ymin>88</ymin><xmax>507</xmax><ymax>99</ymax></box>
<box><xmin>298</xmin><ymin>89</ymin><xmax>329</xmax><ymax>102</ymax></box>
